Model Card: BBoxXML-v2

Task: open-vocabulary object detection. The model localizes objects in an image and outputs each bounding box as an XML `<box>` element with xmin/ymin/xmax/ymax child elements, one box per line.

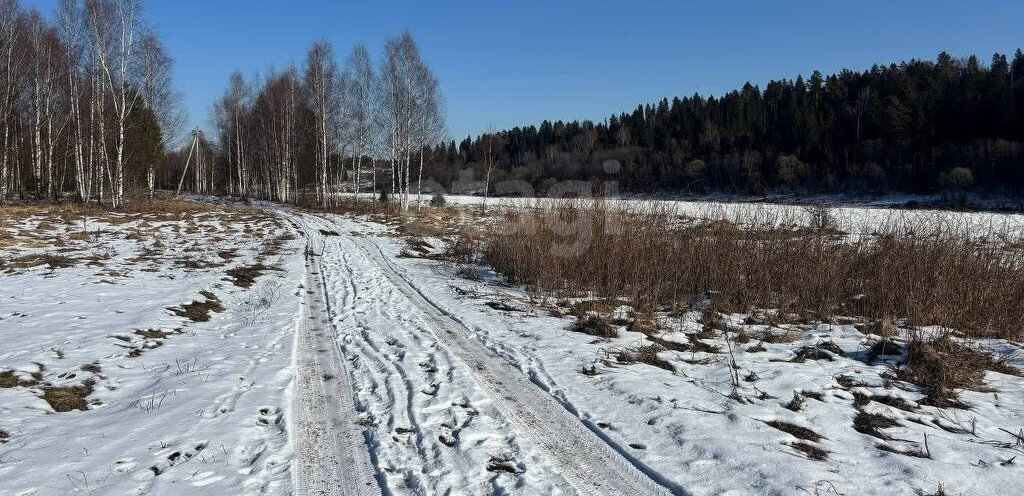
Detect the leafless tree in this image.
<box><xmin>86</xmin><ymin>0</ymin><xmax>143</xmax><ymax>208</ymax></box>
<box><xmin>137</xmin><ymin>30</ymin><xmax>184</xmax><ymax>197</ymax></box>
<box><xmin>380</xmin><ymin>30</ymin><xmax>444</xmax><ymax>211</ymax></box>
<box><xmin>341</xmin><ymin>43</ymin><xmax>377</xmax><ymax>203</ymax></box>
<box><xmin>303</xmin><ymin>38</ymin><xmax>339</xmax><ymax>207</ymax></box>
<box><xmin>0</xmin><ymin>0</ymin><xmax>26</xmax><ymax>201</ymax></box>
<box><xmin>481</xmin><ymin>128</ymin><xmax>503</xmax><ymax>213</ymax></box>
<box><xmin>412</xmin><ymin>62</ymin><xmax>445</xmax><ymax>211</ymax></box>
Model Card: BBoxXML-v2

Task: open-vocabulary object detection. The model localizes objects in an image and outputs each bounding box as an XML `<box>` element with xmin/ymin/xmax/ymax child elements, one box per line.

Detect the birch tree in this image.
<box><xmin>341</xmin><ymin>43</ymin><xmax>377</xmax><ymax>202</ymax></box>
<box><xmin>57</xmin><ymin>0</ymin><xmax>90</xmax><ymax>201</ymax></box>
<box><xmin>303</xmin><ymin>39</ymin><xmax>339</xmax><ymax>207</ymax></box>
<box><xmin>411</xmin><ymin>61</ymin><xmax>445</xmax><ymax>210</ymax></box>
<box><xmin>381</xmin><ymin>31</ymin><xmax>445</xmax><ymax>211</ymax></box>
<box><xmin>86</xmin><ymin>0</ymin><xmax>142</xmax><ymax>208</ymax></box>
<box><xmin>0</xmin><ymin>0</ymin><xmax>24</xmax><ymax>201</ymax></box>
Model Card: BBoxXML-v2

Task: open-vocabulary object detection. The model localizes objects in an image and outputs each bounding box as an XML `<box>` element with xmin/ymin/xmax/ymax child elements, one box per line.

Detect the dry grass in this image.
<box><xmin>40</xmin><ymin>381</ymin><xmax>94</xmax><ymax>412</ymax></box>
<box><xmin>135</xmin><ymin>329</ymin><xmax>173</xmax><ymax>339</ymax></box>
<box><xmin>897</xmin><ymin>333</ymin><xmax>1020</xmax><ymax>407</ymax></box>
<box><xmin>303</xmin><ymin>198</ymin><xmax>402</xmax><ymax>218</ymax></box>
<box><xmin>80</xmin><ymin>363</ymin><xmax>102</xmax><ymax>374</ymax></box>
<box><xmin>613</xmin><ymin>343</ymin><xmax>674</xmax><ymax>371</ymax></box>
<box><xmin>7</xmin><ymin>253</ymin><xmax>76</xmax><ymax>269</ymax></box>
<box><xmin>569</xmin><ymin>315</ymin><xmax>618</xmax><ymax>338</ymax></box>
<box><xmin>0</xmin><ymin>370</ymin><xmax>38</xmax><ymax>388</ymax></box>
<box><xmin>853</xmin><ymin>410</ymin><xmax>902</xmax><ymax>439</ymax></box>
<box><xmin>169</xmin><ymin>291</ymin><xmax>225</xmax><ymax>322</ymax></box>
<box><xmin>790</xmin><ymin>441</ymin><xmax>829</xmax><ymax>461</ymax></box>
<box><xmin>765</xmin><ymin>420</ymin><xmax>823</xmax><ymax>442</ymax></box>
<box><xmin>225</xmin><ymin>263</ymin><xmax>277</xmax><ymax>288</ymax></box>
<box><xmin>473</xmin><ymin>199</ymin><xmax>1024</xmax><ymax>340</ymax></box>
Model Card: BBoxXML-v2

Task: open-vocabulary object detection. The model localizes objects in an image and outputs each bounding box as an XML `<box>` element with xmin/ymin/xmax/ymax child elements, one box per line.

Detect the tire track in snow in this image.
<box><xmin>289</xmin><ymin>219</ymin><xmax>381</xmax><ymax>496</ymax></box>
<box><xmin>313</xmin><ymin>214</ymin><xmax>677</xmax><ymax>495</ymax></box>
<box><xmin>309</xmin><ymin>212</ymin><xmax>570</xmax><ymax>494</ymax></box>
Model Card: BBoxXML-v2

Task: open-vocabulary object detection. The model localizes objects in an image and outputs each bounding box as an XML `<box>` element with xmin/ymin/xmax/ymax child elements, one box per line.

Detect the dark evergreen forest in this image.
<box><xmin>428</xmin><ymin>50</ymin><xmax>1024</xmax><ymax>197</ymax></box>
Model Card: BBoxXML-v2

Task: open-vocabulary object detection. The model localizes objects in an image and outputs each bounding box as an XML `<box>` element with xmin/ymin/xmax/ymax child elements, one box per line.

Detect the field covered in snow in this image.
<box><xmin>0</xmin><ymin>203</ymin><xmax>304</xmax><ymax>495</ymax></box>
<box><xmin>1</xmin><ymin>199</ymin><xmax>1022</xmax><ymax>496</ymax></box>
<box><xmin>434</xmin><ymin>193</ymin><xmax>1024</xmax><ymax>239</ymax></box>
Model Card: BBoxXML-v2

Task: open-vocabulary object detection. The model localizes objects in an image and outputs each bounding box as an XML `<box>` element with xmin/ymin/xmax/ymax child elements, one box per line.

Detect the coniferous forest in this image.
<box><xmin>433</xmin><ymin>51</ymin><xmax>1024</xmax><ymax>198</ymax></box>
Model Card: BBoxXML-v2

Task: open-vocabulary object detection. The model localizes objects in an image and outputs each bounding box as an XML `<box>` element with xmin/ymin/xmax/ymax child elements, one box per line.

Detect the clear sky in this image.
<box><xmin>22</xmin><ymin>0</ymin><xmax>1024</xmax><ymax>144</ymax></box>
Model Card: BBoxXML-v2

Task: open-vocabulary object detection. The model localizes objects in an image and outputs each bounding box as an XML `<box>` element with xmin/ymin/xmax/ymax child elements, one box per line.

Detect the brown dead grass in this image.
<box><xmin>854</xmin><ymin>410</ymin><xmax>902</xmax><ymax>439</ymax></box>
<box><xmin>7</xmin><ymin>253</ymin><xmax>76</xmax><ymax>269</ymax></box>
<box><xmin>765</xmin><ymin>420</ymin><xmax>823</xmax><ymax>442</ymax></box>
<box><xmin>225</xmin><ymin>263</ymin><xmax>278</xmax><ymax>288</ymax></box>
<box><xmin>790</xmin><ymin>441</ymin><xmax>829</xmax><ymax>460</ymax></box>
<box><xmin>135</xmin><ymin>329</ymin><xmax>173</xmax><ymax>339</ymax></box>
<box><xmin>569</xmin><ymin>315</ymin><xmax>618</xmax><ymax>338</ymax></box>
<box><xmin>0</xmin><ymin>370</ymin><xmax>38</xmax><ymax>388</ymax></box>
<box><xmin>40</xmin><ymin>381</ymin><xmax>94</xmax><ymax>412</ymax></box>
<box><xmin>897</xmin><ymin>333</ymin><xmax>1020</xmax><ymax>407</ymax></box>
<box><xmin>169</xmin><ymin>291</ymin><xmax>225</xmax><ymax>322</ymax></box>
<box><xmin>614</xmin><ymin>343</ymin><xmax>674</xmax><ymax>371</ymax></box>
<box><xmin>474</xmin><ymin>200</ymin><xmax>1024</xmax><ymax>340</ymax></box>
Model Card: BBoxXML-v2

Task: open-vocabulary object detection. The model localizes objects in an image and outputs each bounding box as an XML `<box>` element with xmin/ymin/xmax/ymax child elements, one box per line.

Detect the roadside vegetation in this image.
<box><xmin>470</xmin><ymin>199</ymin><xmax>1024</xmax><ymax>341</ymax></box>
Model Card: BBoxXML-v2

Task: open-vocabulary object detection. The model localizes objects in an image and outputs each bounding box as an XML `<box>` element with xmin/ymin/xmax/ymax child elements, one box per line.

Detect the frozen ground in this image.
<box><xmin>2</xmin><ymin>202</ymin><xmax>1022</xmax><ymax>495</ymax></box>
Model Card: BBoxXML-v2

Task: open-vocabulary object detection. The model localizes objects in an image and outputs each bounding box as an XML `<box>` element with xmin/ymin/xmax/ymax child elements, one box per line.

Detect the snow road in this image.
<box><xmin>285</xmin><ymin>211</ymin><xmax>673</xmax><ymax>495</ymax></box>
<box><xmin>289</xmin><ymin>222</ymin><xmax>380</xmax><ymax>496</ymax></box>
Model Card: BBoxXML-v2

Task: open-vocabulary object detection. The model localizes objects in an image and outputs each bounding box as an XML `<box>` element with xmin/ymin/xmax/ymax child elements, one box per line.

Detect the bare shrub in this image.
<box><xmin>474</xmin><ymin>199</ymin><xmax>1024</xmax><ymax>339</ymax></box>
<box><xmin>803</xmin><ymin>204</ymin><xmax>837</xmax><ymax>231</ymax></box>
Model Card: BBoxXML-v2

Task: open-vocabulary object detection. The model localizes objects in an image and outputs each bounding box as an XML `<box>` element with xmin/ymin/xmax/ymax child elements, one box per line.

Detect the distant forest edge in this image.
<box><xmin>434</xmin><ymin>50</ymin><xmax>1024</xmax><ymax>200</ymax></box>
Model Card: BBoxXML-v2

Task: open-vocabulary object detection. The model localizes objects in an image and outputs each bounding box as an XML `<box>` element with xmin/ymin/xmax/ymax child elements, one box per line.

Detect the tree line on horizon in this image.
<box><xmin>433</xmin><ymin>50</ymin><xmax>1024</xmax><ymax>199</ymax></box>
<box><xmin>0</xmin><ymin>0</ymin><xmax>182</xmax><ymax>207</ymax></box>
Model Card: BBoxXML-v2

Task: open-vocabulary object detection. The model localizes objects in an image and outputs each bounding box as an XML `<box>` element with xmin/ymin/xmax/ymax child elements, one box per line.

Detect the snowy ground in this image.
<box><xmin>321</xmin><ymin>207</ymin><xmax>1024</xmax><ymax>495</ymax></box>
<box><xmin>334</xmin><ymin>191</ymin><xmax>1024</xmax><ymax>240</ymax></box>
<box><xmin>433</xmin><ymin>194</ymin><xmax>1024</xmax><ymax>240</ymax></box>
<box><xmin>0</xmin><ymin>205</ymin><xmax>304</xmax><ymax>495</ymax></box>
<box><xmin>2</xmin><ymin>201</ymin><xmax>1021</xmax><ymax>496</ymax></box>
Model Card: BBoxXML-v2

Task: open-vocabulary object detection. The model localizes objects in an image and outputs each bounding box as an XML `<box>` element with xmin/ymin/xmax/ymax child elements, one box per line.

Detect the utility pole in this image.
<box><xmin>174</xmin><ymin>129</ymin><xmax>200</xmax><ymax>196</ymax></box>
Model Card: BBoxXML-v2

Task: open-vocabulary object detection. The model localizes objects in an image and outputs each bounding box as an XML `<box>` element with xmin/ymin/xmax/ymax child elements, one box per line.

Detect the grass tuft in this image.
<box><xmin>765</xmin><ymin>420</ymin><xmax>822</xmax><ymax>442</ymax></box>
<box><xmin>169</xmin><ymin>292</ymin><xmax>225</xmax><ymax>322</ymax></box>
<box><xmin>897</xmin><ymin>333</ymin><xmax>1020</xmax><ymax>407</ymax></box>
<box><xmin>41</xmin><ymin>381</ymin><xmax>94</xmax><ymax>412</ymax></box>
<box><xmin>569</xmin><ymin>315</ymin><xmax>618</xmax><ymax>338</ymax></box>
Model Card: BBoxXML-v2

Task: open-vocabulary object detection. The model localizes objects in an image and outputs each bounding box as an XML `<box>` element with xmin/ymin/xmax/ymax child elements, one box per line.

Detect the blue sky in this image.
<box><xmin>23</xmin><ymin>0</ymin><xmax>1024</xmax><ymax>143</ymax></box>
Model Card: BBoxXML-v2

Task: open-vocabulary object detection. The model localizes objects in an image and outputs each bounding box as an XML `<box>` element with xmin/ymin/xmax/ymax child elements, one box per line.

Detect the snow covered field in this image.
<box><xmin>434</xmin><ymin>194</ymin><xmax>1024</xmax><ymax>239</ymax></box>
<box><xmin>2</xmin><ymin>201</ymin><xmax>1021</xmax><ymax>495</ymax></box>
<box><xmin>0</xmin><ymin>205</ymin><xmax>304</xmax><ymax>495</ymax></box>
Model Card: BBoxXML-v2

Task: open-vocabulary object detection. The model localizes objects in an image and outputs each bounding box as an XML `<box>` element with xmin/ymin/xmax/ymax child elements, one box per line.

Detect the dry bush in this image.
<box><xmin>473</xmin><ymin>199</ymin><xmax>1024</xmax><ymax>339</ymax></box>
